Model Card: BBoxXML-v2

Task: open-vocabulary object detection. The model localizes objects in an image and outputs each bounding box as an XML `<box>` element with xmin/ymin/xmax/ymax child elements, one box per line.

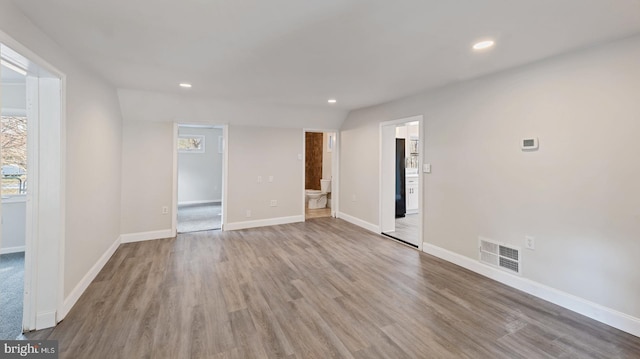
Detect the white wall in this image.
<box><xmin>120</xmin><ymin>120</ymin><xmax>173</xmax><ymax>235</ymax></box>
<box><xmin>0</xmin><ymin>82</ymin><xmax>26</xmax><ymax>116</ymax></box>
<box><xmin>177</xmin><ymin>127</ymin><xmax>223</xmax><ymax>204</ymax></box>
<box><xmin>322</xmin><ymin>132</ymin><xmax>332</xmax><ymax>180</ymax></box>
<box><xmin>340</xmin><ymin>35</ymin><xmax>640</xmax><ymax>321</ymax></box>
<box><xmin>0</xmin><ymin>0</ymin><xmax>123</xmax><ymax>303</ymax></box>
<box><xmin>0</xmin><ymin>197</ymin><xmax>25</xmax><ymax>253</ymax></box>
<box><xmin>226</xmin><ymin>126</ymin><xmax>303</xmax><ymax>227</ymax></box>
<box><xmin>118</xmin><ymin>88</ymin><xmax>347</xmax><ymax>129</ymax></box>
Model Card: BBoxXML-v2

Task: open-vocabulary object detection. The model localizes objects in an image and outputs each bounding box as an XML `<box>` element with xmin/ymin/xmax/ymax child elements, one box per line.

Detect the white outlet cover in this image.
<box><xmin>525</xmin><ymin>236</ymin><xmax>535</xmax><ymax>249</ymax></box>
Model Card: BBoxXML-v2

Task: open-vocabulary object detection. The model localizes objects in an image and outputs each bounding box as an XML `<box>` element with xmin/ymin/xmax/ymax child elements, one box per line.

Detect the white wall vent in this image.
<box><xmin>479</xmin><ymin>237</ymin><xmax>521</xmax><ymax>274</ymax></box>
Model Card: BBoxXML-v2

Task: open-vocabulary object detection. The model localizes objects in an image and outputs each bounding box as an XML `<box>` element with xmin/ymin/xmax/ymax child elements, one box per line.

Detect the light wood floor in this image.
<box><xmin>384</xmin><ymin>213</ymin><xmax>420</xmax><ymax>246</ymax></box>
<box><xmin>305</xmin><ymin>207</ymin><xmax>331</xmax><ymax>219</ymax></box>
<box><xmin>28</xmin><ymin>218</ymin><xmax>640</xmax><ymax>358</ymax></box>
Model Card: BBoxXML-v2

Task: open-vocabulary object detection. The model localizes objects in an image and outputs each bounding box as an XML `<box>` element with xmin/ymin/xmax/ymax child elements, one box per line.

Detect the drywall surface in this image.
<box><xmin>118</xmin><ymin>88</ymin><xmax>347</xmax><ymax>129</ymax></box>
<box><xmin>341</xmin><ymin>35</ymin><xmax>640</xmax><ymax>318</ymax></box>
<box><xmin>0</xmin><ymin>0</ymin><xmax>123</xmax><ymax>301</ymax></box>
<box><xmin>0</xmin><ymin>82</ymin><xmax>26</xmax><ymax>116</ymax></box>
<box><xmin>226</xmin><ymin>126</ymin><xmax>303</xmax><ymax>225</ymax></box>
<box><xmin>177</xmin><ymin>126</ymin><xmax>223</xmax><ymax>204</ymax></box>
<box><xmin>120</xmin><ymin>120</ymin><xmax>173</xmax><ymax>234</ymax></box>
<box><xmin>0</xmin><ymin>197</ymin><xmax>26</xmax><ymax>251</ymax></box>
<box><xmin>322</xmin><ymin>133</ymin><xmax>333</xmax><ymax>181</ymax></box>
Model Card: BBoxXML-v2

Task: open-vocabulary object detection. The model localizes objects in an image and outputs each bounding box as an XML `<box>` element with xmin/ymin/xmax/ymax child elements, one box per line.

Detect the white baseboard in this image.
<box><xmin>59</xmin><ymin>236</ymin><xmax>121</xmax><ymax>320</ymax></box>
<box><xmin>120</xmin><ymin>229</ymin><xmax>174</xmax><ymax>243</ymax></box>
<box><xmin>0</xmin><ymin>246</ymin><xmax>25</xmax><ymax>254</ymax></box>
<box><xmin>337</xmin><ymin>212</ymin><xmax>380</xmax><ymax>233</ymax></box>
<box><xmin>178</xmin><ymin>199</ymin><xmax>221</xmax><ymax>206</ymax></box>
<box><xmin>225</xmin><ymin>215</ymin><xmax>304</xmax><ymax>231</ymax></box>
<box><xmin>35</xmin><ymin>310</ymin><xmax>57</xmax><ymax>330</ymax></box>
<box><xmin>422</xmin><ymin>242</ymin><xmax>640</xmax><ymax>338</ymax></box>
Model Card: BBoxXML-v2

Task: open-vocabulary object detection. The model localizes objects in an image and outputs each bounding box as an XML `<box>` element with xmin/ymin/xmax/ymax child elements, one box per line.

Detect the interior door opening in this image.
<box><xmin>304</xmin><ymin>130</ymin><xmax>337</xmax><ymax>220</ymax></box>
<box><xmin>0</xmin><ymin>41</ymin><xmax>63</xmax><ymax>336</ymax></box>
<box><xmin>1</xmin><ymin>49</ymin><xmax>28</xmax><ymax>340</ymax></box>
<box><xmin>380</xmin><ymin>117</ymin><xmax>423</xmax><ymax>248</ymax></box>
<box><xmin>176</xmin><ymin>124</ymin><xmax>225</xmax><ymax>233</ymax></box>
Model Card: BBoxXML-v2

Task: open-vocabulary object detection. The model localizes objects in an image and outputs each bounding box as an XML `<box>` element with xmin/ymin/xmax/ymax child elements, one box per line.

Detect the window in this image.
<box><xmin>1</xmin><ymin>116</ymin><xmax>28</xmax><ymax>195</ymax></box>
<box><xmin>178</xmin><ymin>135</ymin><xmax>205</xmax><ymax>153</ymax></box>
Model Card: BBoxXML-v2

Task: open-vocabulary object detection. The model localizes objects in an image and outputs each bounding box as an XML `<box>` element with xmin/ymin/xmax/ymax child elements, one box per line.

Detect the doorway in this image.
<box><xmin>1</xmin><ymin>48</ymin><xmax>28</xmax><ymax>340</ymax></box>
<box><xmin>0</xmin><ymin>40</ymin><xmax>63</xmax><ymax>336</ymax></box>
<box><xmin>304</xmin><ymin>130</ymin><xmax>337</xmax><ymax>220</ymax></box>
<box><xmin>175</xmin><ymin>124</ymin><xmax>225</xmax><ymax>233</ymax></box>
<box><xmin>380</xmin><ymin>116</ymin><xmax>423</xmax><ymax>248</ymax></box>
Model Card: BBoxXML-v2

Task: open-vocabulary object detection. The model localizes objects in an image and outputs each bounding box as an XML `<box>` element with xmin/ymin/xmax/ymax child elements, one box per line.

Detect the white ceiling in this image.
<box><xmin>11</xmin><ymin>0</ymin><xmax>640</xmax><ymax>111</ymax></box>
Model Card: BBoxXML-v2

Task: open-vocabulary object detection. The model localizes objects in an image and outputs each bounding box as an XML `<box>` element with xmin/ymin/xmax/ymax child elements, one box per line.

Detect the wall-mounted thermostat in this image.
<box><xmin>521</xmin><ymin>137</ymin><xmax>539</xmax><ymax>151</ymax></box>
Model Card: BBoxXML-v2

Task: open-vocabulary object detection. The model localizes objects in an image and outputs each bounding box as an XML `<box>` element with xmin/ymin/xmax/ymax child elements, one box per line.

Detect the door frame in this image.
<box><xmin>379</xmin><ymin>115</ymin><xmax>423</xmax><ymax>250</ymax></box>
<box><xmin>172</xmin><ymin>123</ymin><xmax>228</xmax><ymax>234</ymax></box>
<box><xmin>0</xmin><ymin>32</ymin><xmax>66</xmax><ymax>331</ymax></box>
<box><xmin>302</xmin><ymin>128</ymin><xmax>339</xmax><ymax>219</ymax></box>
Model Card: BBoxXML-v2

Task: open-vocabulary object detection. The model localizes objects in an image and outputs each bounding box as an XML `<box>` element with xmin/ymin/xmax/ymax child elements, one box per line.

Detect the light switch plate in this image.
<box><xmin>423</xmin><ymin>164</ymin><xmax>431</xmax><ymax>173</ymax></box>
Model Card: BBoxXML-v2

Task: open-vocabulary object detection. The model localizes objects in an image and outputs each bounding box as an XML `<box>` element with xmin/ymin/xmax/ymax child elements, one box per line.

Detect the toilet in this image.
<box><xmin>306</xmin><ymin>179</ymin><xmax>331</xmax><ymax>209</ymax></box>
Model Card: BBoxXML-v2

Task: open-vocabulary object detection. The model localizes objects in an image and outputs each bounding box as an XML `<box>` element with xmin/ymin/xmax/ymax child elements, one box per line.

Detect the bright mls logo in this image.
<box><xmin>1</xmin><ymin>341</ymin><xmax>58</xmax><ymax>358</ymax></box>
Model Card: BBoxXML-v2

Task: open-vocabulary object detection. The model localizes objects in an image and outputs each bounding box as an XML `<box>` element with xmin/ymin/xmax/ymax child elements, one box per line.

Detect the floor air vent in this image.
<box><xmin>479</xmin><ymin>237</ymin><xmax>521</xmax><ymax>274</ymax></box>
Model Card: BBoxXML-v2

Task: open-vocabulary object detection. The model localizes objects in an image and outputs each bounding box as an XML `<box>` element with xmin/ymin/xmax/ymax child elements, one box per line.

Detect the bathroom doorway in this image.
<box><xmin>380</xmin><ymin>116</ymin><xmax>423</xmax><ymax>249</ymax></box>
<box><xmin>303</xmin><ymin>130</ymin><xmax>337</xmax><ymax>220</ymax></box>
<box><xmin>175</xmin><ymin>124</ymin><xmax>226</xmax><ymax>233</ymax></box>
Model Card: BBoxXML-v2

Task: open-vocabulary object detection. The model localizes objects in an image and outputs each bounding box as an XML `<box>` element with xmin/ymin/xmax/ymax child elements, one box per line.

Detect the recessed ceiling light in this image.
<box><xmin>473</xmin><ymin>40</ymin><xmax>495</xmax><ymax>51</ymax></box>
<box><xmin>179</xmin><ymin>83</ymin><xmax>192</xmax><ymax>88</ymax></box>
<box><xmin>328</xmin><ymin>99</ymin><xmax>337</xmax><ymax>104</ymax></box>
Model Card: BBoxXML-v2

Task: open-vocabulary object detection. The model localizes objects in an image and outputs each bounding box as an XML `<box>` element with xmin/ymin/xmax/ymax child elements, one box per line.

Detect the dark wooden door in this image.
<box><xmin>305</xmin><ymin>132</ymin><xmax>323</xmax><ymax>190</ymax></box>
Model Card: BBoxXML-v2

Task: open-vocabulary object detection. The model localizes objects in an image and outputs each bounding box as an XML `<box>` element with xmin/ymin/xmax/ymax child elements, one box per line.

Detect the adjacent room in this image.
<box><xmin>1</xmin><ymin>0</ymin><xmax>640</xmax><ymax>357</ymax></box>
<box><xmin>176</xmin><ymin>125</ymin><xmax>225</xmax><ymax>233</ymax></box>
<box><xmin>304</xmin><ymin>131</ymin><xmax>335</xmax><ymax>220</ymax></box>
<box><xmin>0</xmin><ymin>53</ymin><xmax>27</xmax><ymax>340</ymax></box>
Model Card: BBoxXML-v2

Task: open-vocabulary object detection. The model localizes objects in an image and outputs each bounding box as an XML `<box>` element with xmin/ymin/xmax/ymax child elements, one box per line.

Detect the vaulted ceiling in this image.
<box><xmin>12</xmin><ymin>0</ymin><xmax>640</xmax><ymax>111</ymax></box>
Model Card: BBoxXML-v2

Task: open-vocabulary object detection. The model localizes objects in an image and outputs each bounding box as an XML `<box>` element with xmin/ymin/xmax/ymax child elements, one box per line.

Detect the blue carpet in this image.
<box><xmin>0</xmin><ymin>252</ymin><xmax>24</xmax><ymax>339</ymax></box>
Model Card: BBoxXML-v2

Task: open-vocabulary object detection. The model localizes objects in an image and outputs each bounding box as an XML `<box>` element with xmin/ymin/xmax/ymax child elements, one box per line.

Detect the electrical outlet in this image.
<box><xmin>270</xmin><ymin>200</ymin><xmax>277</xmax><ymax>207</ymax></box>
<box><xmin>525</xmin><ymin>236</ymin><xmax>535</xmax><ymax>250</ymax></box>
<box><xmin>257</xmin><ymin>176</ymin><xmax>262</xmax><ymax>183</ymax></box>
<box><xmin>245</xmin><ymin>210</ymin><xmax>252</xmax><ymax>218</ymax></box>
<box><xmin>161</xmin><ymin>206</ymin><xmax>169</xmax><ymax>215</ymax></box>
<box><xmin>268</xmin><ymin>176</ymin><xmax>274</xmax><ymax>183</ymax></box>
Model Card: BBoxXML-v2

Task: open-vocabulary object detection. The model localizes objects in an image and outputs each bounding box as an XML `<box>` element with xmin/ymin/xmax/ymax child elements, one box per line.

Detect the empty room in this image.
<box><xmin>0</xmin><ymin>0</ymin><xmax>639</xmax><ymax>358</ymax></box>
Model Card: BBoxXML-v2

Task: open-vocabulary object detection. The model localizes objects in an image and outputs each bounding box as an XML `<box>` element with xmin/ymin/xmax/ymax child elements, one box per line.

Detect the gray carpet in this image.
<box><xmin>177</xmin><ymin>202</ymin><xmax>222</xmax><ymax>233</ymax></box>
<box><xmin>0</xmin><ymin>252</ymin><xmax>24</xmax><ymax>340</ymax></box>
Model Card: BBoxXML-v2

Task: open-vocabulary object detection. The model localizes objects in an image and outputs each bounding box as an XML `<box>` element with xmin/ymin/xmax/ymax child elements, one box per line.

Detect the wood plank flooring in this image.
<box><xmin>305</xmin><ymin>207</ymin><xmax>331</xmax><ymax>219</ymax></box>
<box><xmin>28</xmin><ymin>218</ymin><xmax>640</xmax><ymax>358</ymax></box>
<box><xmin>384</xmin><ymin>213</ymin><xmax>420</xmax><ymax>246</ymax></box>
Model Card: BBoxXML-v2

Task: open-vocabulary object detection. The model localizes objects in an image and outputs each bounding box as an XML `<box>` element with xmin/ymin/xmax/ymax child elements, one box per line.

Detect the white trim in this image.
<box><xmin>225</xmin><ymin>215</ymin><xmax>304</xmax><ymax>231</ymax></box>
<box><xmin>337</xmin><ymin>212</ymin><xmax>380</xmax><ymax>233</ymax></box>
<box><xmin>422</xmin><ymin>242</ymin><xmax>640</xmax><ymax>338</ymax></box>
<box><xmin>221</xmin><ymin>124</ymin><xmax>229</xmax><ymax>231</ymax></box>
<box><xmin>0</xmin><ymin>246</ymin><xmax>25</xmax><ymax>254</ymax></box>
<box><xmin>177</xmin><ymin>199</ymin><xmax>221</xmax><ymax>206</ymax></box>
<box><xmin>35</xmin><ymin>311</ymin><xmax>57</xmax><ymax>330</ymax></box>
<box><xmin>59</xmin><ymin>237</ymin><xmax>121</xmax><ymax>320</ymax></box>
<box><xmin>171</xmin><ymin>123</ymin><xmax>178</xmax><ymax>237</ymax></box>
<box><xmin>120</xmin><ymin>229</ymin><xmax>174</xmax><ymax>244</ymax></box>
